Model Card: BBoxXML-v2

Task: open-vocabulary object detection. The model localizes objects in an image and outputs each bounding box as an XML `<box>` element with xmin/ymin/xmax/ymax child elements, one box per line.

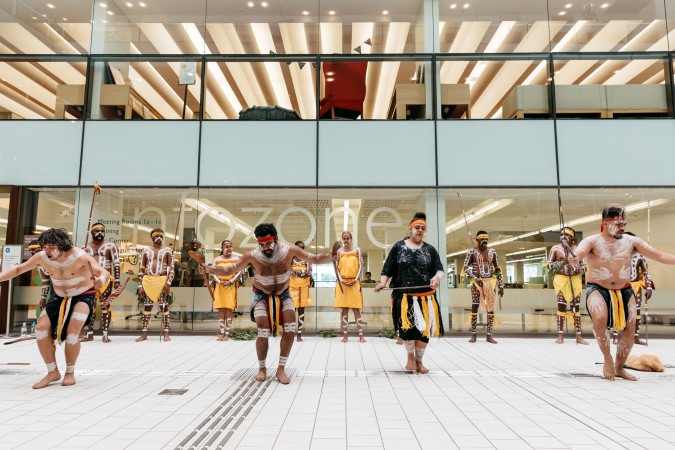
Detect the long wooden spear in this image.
<box><xmin>83</xmin><ymin>183</ymin><xmax>101</xmax><ymax>249</ymax></box>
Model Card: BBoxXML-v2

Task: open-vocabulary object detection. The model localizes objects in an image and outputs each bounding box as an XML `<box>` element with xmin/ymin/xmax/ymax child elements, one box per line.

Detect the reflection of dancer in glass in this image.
<box><xmin>211</xmin><ymin>240</ymin><xmax>241</xmax><ymax>341</ymax></box>
<box><xmin>572</xmin><ymin>206</ymin><xmax>675</xmax><ymax>380</ymax></box>
<box><xmin>136</xmin><ymin>229</ymin><xmax>174</xmax><ymax>342</ymax></box>
<box><xmin>290</xmin><ymin>240</ymin><xmax>312</xmax><ymax>342</ymax></box>
<box><xmin>200</xmin><ymin>223</ymin><xmax>336</xmax><ymax>384</ymax></box>
<box><xmin>463</xmin><ymin>231</ymin><xmax>503</xmax><ymax>344</ymax></box>
<box><xmin>547</xmin><ymin>227</ymin><xmax>588</xmax><ymax>345</ymax></box>
<box><xmin>0</xmin><ymin>229</ymin><xmax>109</xmax><ymax>388</ymax></box>
<box><xmin>375</xmin><ymin>212</ymin><xmax>444</xmax><ymax>373</ymax></box>
<box><xmin>82</xmin><ymin>223</ymin><xmax>120</xmax><ymax>343</ymax></box>
<box><xmin>614</xmin><ymin>232</ymin><xmax>653</xmax><ymax>346</ymax></box>
<box><xmin>334</xmin><ymin>231</ymin><xmax>366</xmax><ymax>343</ymax></box>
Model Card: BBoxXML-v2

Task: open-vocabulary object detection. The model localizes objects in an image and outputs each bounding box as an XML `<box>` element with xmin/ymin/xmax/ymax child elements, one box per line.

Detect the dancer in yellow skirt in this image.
<box><xmin>334</xmin><ymin>231</ymin><xmax>366</xmax><ymax>343</ymax></box>
<box><xmin>290</xmin><ymin>241</ymin><xmax>312</xmax><ymax>342</ymax></box>
<box><xmin>547</xmin><ymin>227</ymin><xmax>588</xmax><ymax>345</ymax></box>
<box><xmin>211</xmin><ymin>240</ymin><xmax>242</xmax><ymax>341</ymax></box>
<box><xmin>621</xmin><ymin>232</ymin><xmax>654</xmax><ymax>345</ymax></box>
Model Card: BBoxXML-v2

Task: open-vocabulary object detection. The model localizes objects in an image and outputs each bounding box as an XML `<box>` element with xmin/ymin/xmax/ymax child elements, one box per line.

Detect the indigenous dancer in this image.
<box><xmin>211</xmin><ymin>240</ymin><xmax>241</xmax><ymax>341</ymax></box>
<box><xmin>81</xmin><ymin>223</ymin><xmax>120</xmax><ymax>343</ymax></box>
<box><xmin>547</xmin><ymin>227</ymin><xmax>588</xmax><ymax>345</ymax></box>
<box><xmin>200</xmin><ymin>223</ymin><xmax>336</xmax><ymax>384</ymax></box>
<box><xmin>0</xmin><ymin>229</ymin><xmax>109</xmax><ymax>388</ymax></box>
<box><xmin>614</xmin><ymin>232</ymin><xmax>654</xmax><ymax>345</ymax></box>
<box><xmin>290</xmin><ymin>240</ymin><xmax>312</xmax><ymax>342</ymax></box>
<box><xmin>375</xmin><ymin>212</ymin><xmax>445</xmax><ymax>373</ymax></box>
<box><xmin>463</xmin><ymin>231</ymin><xmax>504</xmax><ymax>344</ymax></box>
<box><xmin>136</xmin><ymin>228</ymin><xmax>174</xmax><ymax>342</ymax></box>
<box><xmin>572</xmin><ymin>205</ymin><xmax>675</xmax><ymax>381</ymax></box>
<box><xmin>334</xmin><ymin>231</ymin><xmax>365</xmax><ymax>343</ymax></box>
<box><xmin>27</xmin><ymin>240</ymin><xmax>51</xmax><ymax>318</ymax></box>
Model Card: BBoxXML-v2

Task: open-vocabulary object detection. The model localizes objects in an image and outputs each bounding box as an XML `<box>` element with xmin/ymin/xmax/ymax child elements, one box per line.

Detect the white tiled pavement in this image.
<box><xmin>1</xmin><ymin>335</ymin><xmax>675</xmax><ymax>450</ymax></box>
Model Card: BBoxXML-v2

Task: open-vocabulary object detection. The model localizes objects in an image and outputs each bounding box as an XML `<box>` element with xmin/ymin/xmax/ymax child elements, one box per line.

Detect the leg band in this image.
<box><xmin>403</xmin><ymin>340</ymin><xmax>415</xmax><ymax>354</ymax></box>
<box><xmin>71</xmin><ymin>312</ymin><xmax>88</xmax><ymax>322</ymax></box>
<box><xmin>279</xmin><ymin>356</ymin><xmax>288</xmax><ymax>367</ymax></box>
<box><xmin>259</xmin><ymin>359</ymin><xmax>266</xmax><ymax>368</ymax></box>
<box><xmin>65</xmin><ymin>333</ymin><xmax>80</xmax><ymax>345</ymax></box>
<box><xmin>46</xmin><ymin>362</ymin><xmax>57</xmax><ymax>372</ymax></box>
<box><xmin>35</xmin><ymin>329</ymin><xmax>49</xmax><ymax>340</ymax></box>
<box><xmin>258</xmin><ymin>328</ymin><xmax>270</xmax><ymax>338</ymax></box>
<box><xmin>65</xmin><ymin>364</ymin><xmax>75</xmax><ymax>374</ymax></box>
<box><xmin>218</xmin><ymin>319</ymin><xmax>225</xmax><ymax>334</ymax></box>
<box><xmin>415</xmin><ymin>346</ymin><xmax>426</xmax><ymax>362</ymax></box>
<box><xmin>283</xmin><ymin>323</ymin><xmax>296</xmax><ymax>333</ymax></box>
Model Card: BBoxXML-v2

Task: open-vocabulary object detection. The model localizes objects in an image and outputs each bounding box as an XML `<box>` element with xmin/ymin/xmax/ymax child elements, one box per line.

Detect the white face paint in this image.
<box><xmin>153</xmin><ymin>235</ymin><xmax>164</xmax><ymax>245</ymax></box>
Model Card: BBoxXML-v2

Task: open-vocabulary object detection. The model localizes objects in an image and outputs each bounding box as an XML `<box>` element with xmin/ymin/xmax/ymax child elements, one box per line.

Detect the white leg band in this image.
<box><xmin>71</xmin><ymin>312</ymin><xmax>88</xmax><ymax>322</ymax></box>
<box><xmin>46</xmin><ymin>362</ymin><xmax>57</xmax><ymax>372</ymax></box>
<box><xmin>259</xmin><ymin>359</ymin><xmax>266</xmax><ymax>368</ymax></box>
<box><xmin>283</xmin><ymin>323</ymin><xmax>296</xmax><ymax>333</ymax></box>
<box><xmin>403</xmin><ymin>341</ymin><xmax>415</xmax><ymax>354</ymax></box>
<box><xmin>279</xmin><ymin>356</ymin><xmax>288</xmax><ymax>367</ymax></box>
<box><xmin>65</xmin><ymin>334</ymin><xmax>80</xmax><ymax>345</ymax></box>
<box><xmin>35</xmin><ymin>329</ymin><xmax>50</xmax><ymax>340</ymax></box>
<box><xmin>415</xmin><ymin>347</ymin><xmax>426</xmax><ymax>362</ymax></box>
<box><xmin>258</xmin><ymin>328</ymin><xmax>270</xmax><ymax>338</ymax></box>
<box><xmin>65</xmin><ymin>364</ymin><xmax>75</xmax><ymax>374</ymax></box>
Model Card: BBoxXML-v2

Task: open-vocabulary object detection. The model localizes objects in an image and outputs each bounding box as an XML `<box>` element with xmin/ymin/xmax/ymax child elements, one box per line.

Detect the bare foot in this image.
<box><xmin>602</xmin><ymin>360</ymin><xmax>615</xmax><ymax>380</ymax></box>
<box><xmin>79</xmin><ymin>334</ymin><xmax>93</xmax><ymax>342</ymax></box>
<box><xmin>576</xmin><ymin>335</ymin><xmax>589</xmax><ymax>345</ymax></box>
<box><xmin>416</xmin><ymin>361</ymin><xmax>429</xmax><ymax>374</ymax></box>
<box><xmin>32</xmin><ymin>370</ymin><xmax>61</xmax><ymax>389</ymax></box>
<box><xmin>102</xmin><ymin>336</ymin><xmax>111</xmax><ymax>343</ymax></box>
<box><xmin>555</xmin><ymin>334</ymin><xmax>564</xmax><ymax>344</ymax></box>
<box><xmin>396</xmin><ymin>337</ymin><xmax>403</xmax><ymax>345</ymax></box>
<box><xmin>404</xmin><ymin>358</ymin><xmax>416</xmax><ymax>371</ymax></box>
<box><xmin>216</xmin><ymin>334</ymin><xmax>226</xmax><ymax>341</ymax></box>
<box><xmin>634</xmin><ymin>338</ymin><xmax>646</xmax><ymax>346</ymax></box>
<box><xmin>469</xmin><ymin>334</ymin><xmax>476</xmax><ymax>343</ymax></box>
<box><xmin>615</xmin><ymin>367</ymin><xmax>638</xmax><ymax>381</ymax></box>
<box><xmin>135</xmin><ymin>331</ymin><xmax>148</xmax><ymax>342</ymax></box>
<box><xmin>61</xmin><ymin>372</ymin><xmax>76</xmax><ymax>386</ymax></box>
<box><xmin>296</xmin><ymin>335</ymin><xmax>303</xmax><ymax>342</ymax></box>
<box><xmin>255</xmin><ymin>368</ymin><xmax>267</xmax><ymax>381</ymax></box>
<box><xmin>341</xmin><ymin>335</ymin><xmax>348</xmax><ymax>343</ymax></box>
<box><xmin>162</xmin><ymin>331</ymin><xmax>171</xmax><ymax>342</ymax></box>
<box><xmin>276</xmin><ymin>367</ymin><xmax>291</xmax><ymax>384</ymax></box>
<box><xmin>223</xmin><ymin>334</ymin><xmax>230</xmax><ymax>341</ymax></box>
<box><xmin>359</xmin><ymin>335</ymin><xmax>366</xmax><ymax>343</ymax></box>
<box><xmin>486</xmin><ymin>335</ymin><xmax>498</xmax><ymax>344</ymax></box>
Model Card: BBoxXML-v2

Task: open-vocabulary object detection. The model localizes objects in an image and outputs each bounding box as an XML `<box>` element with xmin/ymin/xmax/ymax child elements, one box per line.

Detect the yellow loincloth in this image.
<box><xmin>142</xmin><ymin>275</ymin><xmax>168</xmax><ymax>302</ymax></box>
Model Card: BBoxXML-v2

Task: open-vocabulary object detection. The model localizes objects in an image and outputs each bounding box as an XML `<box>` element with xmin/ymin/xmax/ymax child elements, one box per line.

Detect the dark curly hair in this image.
<box><xmin>254</xmin><ymin>223</ymin><xmax>277</xmax><ymax>239</ymax></box>
<box><xmin>37</xmin><ymin>228</ymin><xmax>73</xmax><ymax>252</ymax></box>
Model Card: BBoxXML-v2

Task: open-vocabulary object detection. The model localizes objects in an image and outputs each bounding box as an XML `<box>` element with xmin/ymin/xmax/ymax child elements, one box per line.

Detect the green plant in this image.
<box><xmin>231</xmin><ymin>329</ymin><xmax>257</xmax><ymax>341</ymax></box>
<box><xmin>317</xmin><ymin>329</ymin><xmax>336</xmax><ymax>338</ymax></box>
<box><xmin>378</xmin><ymin>327</ymin><xmax>397</xmax><ymax>339</ymax></box>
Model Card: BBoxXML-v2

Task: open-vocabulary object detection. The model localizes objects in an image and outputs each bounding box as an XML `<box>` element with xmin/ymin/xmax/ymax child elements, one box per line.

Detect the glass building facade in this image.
<box><xmin>1</xmin><ymin>0</ymin><xmax>675</xmax><ymax>336</ymax></box>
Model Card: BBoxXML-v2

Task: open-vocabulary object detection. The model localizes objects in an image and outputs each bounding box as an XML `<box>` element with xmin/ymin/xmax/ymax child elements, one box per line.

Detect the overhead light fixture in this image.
<box><xmin>107</xmin><ymin>10</ymin><xmax>114</xmax><ymax>15</ymax></box>
<box><xmin>565</xmin><ymin>3</ymin><xmax>573</xmax><ymax>8</ymax></box>
<box><xmin>247</xmin><ymin>1</ymin><xmax>255</xmax><ymax>7</ymax></box>
<box><xmin>328</xmin><ymin>10</ymin><xmax>336</xmax><ymax>15</ymax></box>
<box><xmin>139</xmin><ymin>1</ymin><xmax>146</xmax><ymax>6</ymax></box>
<box><xmin>600</xmin><ymin>3</ymin><xmax>610</xmax><ymax>8</ymax></box>
<box><xmin>450</xmin><ymin>4</ymin><xmax>457</xmax><ymax>9</ymax></box>
<box><xmin>558</xmin><ymin>11</ymin><xmax>566</xmax><ymax>16</ymax></box>
<box><xmin>261</xmin><ymin>1</ymin><xmax>268</xmax><ymax>7</ymax></box>
<box><xmin>47</xmin><ymin>3</ymin><xmax>55</xmax><ymax>8</ymax></box>
<box><xmin>463</xmin><ymin>3</ymin><xmax>470</xmax><ymax>9</ymax></box>
<box><xmin>62</xmin><ymin>17</ymin><xmax>67</xmax><ymax>21</ymax></box>
<box><xmin>100</xmin><ymin>2</ymin><xmax>107</xmax><ymax>7</ymax></box>
<box><xmin>126</xmin><ymin>2</ymin><xmax>133</xmax><ymax>7</ymax></box>
<box><xmin>326</xmin><ymin>77</ymin><xmax>334</xmax><ymax>82</ymax></box>
<box><xmin>382</xmin><ymin>10</ymin><xmax>389</xmax><ymax>15</ymax></box>
<box><xmin>445</xmin><ymin>200</ymin><xmax>507</xmax><ymax>234</ymax></box>
<box><xmin>506</xmin><ymin>247</ymin><xmax>547</xmax><ymax>257</ymax></box>
<box><xmin>302</xmin><ymin>10</ymin><xmax>309</xmax><ymax>15</ymax></box>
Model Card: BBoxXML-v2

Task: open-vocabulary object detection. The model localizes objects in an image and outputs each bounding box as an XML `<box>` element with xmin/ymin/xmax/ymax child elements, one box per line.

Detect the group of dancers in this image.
<box><xmin>1</xmin><ymin>205</ymin><xmax>674</xmax><ymax>387</ymax></box>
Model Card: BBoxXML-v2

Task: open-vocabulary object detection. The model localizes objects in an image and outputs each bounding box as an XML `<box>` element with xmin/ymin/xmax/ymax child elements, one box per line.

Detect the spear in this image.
<box><xmin>83</xmin><ymin>183</ymin><xmax>101</xmax><ymax>249</ymax></box>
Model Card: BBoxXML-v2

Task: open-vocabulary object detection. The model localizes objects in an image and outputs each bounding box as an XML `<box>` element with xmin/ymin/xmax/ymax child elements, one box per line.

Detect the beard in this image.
<box><xmin>479</xmin><ymin>240</ymin><xmax>488</xmax><ymax>248</ymax></box>
<box><xmin>92</xmin><ymin>233</ymin><xmax>104</xmax><ymax>241</ymax></box>
<box><xmin>262</xmin><ymin>244</ymin><xmax>276</xmax><ymax>258</ymax></box>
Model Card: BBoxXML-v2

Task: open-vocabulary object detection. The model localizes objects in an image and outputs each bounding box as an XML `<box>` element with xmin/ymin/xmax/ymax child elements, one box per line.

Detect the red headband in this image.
<box><xmin>257</xmin><ymin>235</ymin><xmax>276</xmax><ymax>243</ymax></box>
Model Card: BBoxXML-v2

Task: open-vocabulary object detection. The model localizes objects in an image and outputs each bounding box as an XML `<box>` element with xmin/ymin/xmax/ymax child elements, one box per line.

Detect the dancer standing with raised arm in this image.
<box><xmin>463</xmin><ymin>231</ymin><xmax>504</xmax><ymax>344</ymax></box>
<box><xmin>334</xmin><ymin>231</ymin><xmax>366</xmax><ymax>343</ymax></box>
<box><xmin>211</xmin><ymin>240</ymin><xmax>241</xmax><ymax>341</ymax></box>
<box><xmin>200</xmin><ymin>223</ymin><xmax>337</xmax><ymax>384</ymax></box>
<box><xmin>136</xmin><ymin>228</ymin><xmax>174</xmax><ymax>342</ymax></box>
<box><xmin>572</xmin><ymin>206</ymin><xmax>675</xmax><ymax>380</ymax></box>
<box><xmin>290</xmin><ymin>240</ymin><xmax>312</xmax><ymax>342</ymax></box>
<box><xmin>0</xmin><ymin>229</ymin><xmax>109</xmax><ymax>388</ymax></box>
<box><xmin>375</xmin><ymin>212</ymin><xmax>444</xmax><ymax>373</ymax></box>
<box><xmin>81</xmin><ymin>223</ymin><xmax>120</xmax><ymax>343</ymax></box>
<box><xmin>547</xmin><ymin>227</ymin><xmax>588</xmax><ymax>345</ymax></box>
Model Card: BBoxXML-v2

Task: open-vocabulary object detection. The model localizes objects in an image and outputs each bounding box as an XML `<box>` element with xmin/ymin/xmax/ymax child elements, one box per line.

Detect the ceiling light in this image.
<box><xmin>326</xmin><ymin>71</ymin><xmax>334</xmax><ymax>76</ymax></box>
<box><xmin>261</xmin><ymin>1</ymin><xmax>268</xmax><ymax>6</ymax></box>
<box><xmin>382</xmin><ymin>10</ymin><xmax>389</xmax><ymax>15</ymax></box>
<box><xmin>600</xmin><ymin>2</ymin><xmax>610</xmax><ymax>8</ymax></box>
<box><xmin>302</xmin><ymin>10</ymin><xmax>309</xmax><ymax>15</ymax></box>
<box><xmin>107</xmin><ymin>10</ymin><xmax>114</xmax><ymax>15</ymax></box>
<box><xmin>62</xmin><ymin>17</ymin><xmax>67</xmax><ymax>21</ymax></box>
<box><xmin>558</xmin><ymin>11</ymin><xmax>566</xmax><ymax>16</ymax></box>
<box><xmin>139</xmin><ymin>1</ymin><xmax>146</xmax><ymax>6</ymax></box>
<box><xmin>247</xmin><ymin>1</ymin><xmax>254</xmax><ymax>7</ymax></box>
<box><xmin>100</xmin><ymin>2</ymin><xmax>107</xmax><ymax>7</ymax></box>
<box><xmin>463</xmin><ymin>3</ymin><xmax>470</xmax><ymax>9</ymax></box>
<box><xmin>450</xmin><ymin>4</ymin><xmax>457</xmax><ymax>9</ymax></box>
<box><xmin>41</xmin><ymin>14</ymin><xmax>46</xmax><ymax>17</ymax></box>
<box><xmin>47</xmin><ymin>3</ymin><xmax>55</xmax><ymax>8</ymax></box>
<box><xmin>126</xmin><ymin>2</ymin><xmax>133</xmax><ymax>6</ymax></box>
<box><xmin>445</xmin><ymin>200</ymin><xmax>505</xmax><ymax>234</ymax></box>
<box><xmin>328</xmin><ymin>10</ymin><xmax>336</xmax><ymax>15</ymax></box>
<box><xmin>565</xmin><ymin>3</ymin><xmax>573</xmax><ymax>8</ymax></box>
<box><xmin>326</xmin><ymin>77</ymin><xmax>334</xmax><ymax>82</ymax></box>
<box><xmin>32</xmin><ymin>16</ymin><xmax>37</xmax><ymax>19</ymax></box>
<box><xmin>506</xmin><ymin>247</ymin><xmax>547</xmax><ymax>257</ymax></box>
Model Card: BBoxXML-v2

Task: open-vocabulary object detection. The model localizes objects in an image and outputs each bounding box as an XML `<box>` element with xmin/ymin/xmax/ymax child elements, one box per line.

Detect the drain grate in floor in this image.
<box><xmin>159</xmin><ymin>389</ymin><xmax>188</xmax><ymax>395</ymax></box>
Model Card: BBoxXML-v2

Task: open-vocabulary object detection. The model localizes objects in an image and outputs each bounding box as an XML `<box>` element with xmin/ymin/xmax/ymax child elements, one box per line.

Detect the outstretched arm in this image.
<box><xmin>635</xmin><ymin>238</ymin><xmax>675</xmax><ymax>265</ymax></box>
<box><xmin>0</xmin><ymin>253</ymin><xmax>41</xmax><ymax>282</ymax></box>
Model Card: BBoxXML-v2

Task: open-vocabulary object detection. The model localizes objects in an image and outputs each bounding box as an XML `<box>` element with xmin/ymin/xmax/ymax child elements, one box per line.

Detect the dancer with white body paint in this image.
<box><xmin>0</xmin><ymin>229</ymin><xmax>109</xmax><ymax>388</ymax></box>
<box><xmin>211</xmin><ymin>240</ymin><xmax>242</xmax><ymax>341</ymax></box>
<box><xmin>136</xmin><ymin>228</ymin><xmax>174</xmax><ymax>342</ymax></box>
<box><xmin>547</xmin><ymin>227</ymin><xmax>589</xmax><ymax>345</ymax></box>
<box><xmin>27</xmin><ymin>240</ymin><xmax>51</xmax><ymax>318</ymax></box>
<box><xmin>81</xmin><ymin>223</ymin><xmax>120</xmax><ymax>343</ymax></box>
<box><xmin>463</xmin><ymin>231</ymin><xmax>504</xmax><ymax>344</ymax></box>
<box><xmin>375</xmin><ymin>212</ymin><xmax>445</xmax><ymax>373</ymax></box>
<box><xmin>334</xmin><ymin>231</ymin><xmax>366</xmax><ymax>343</ymax></box>
<box><xmin>290</xmin><ymin>240</ymin><xmax>312</xmax><ymax>342</ymax></box>
<box><xmin>200</xmin><ymin>223</ymin><xmax>337</xmax><ymax>384</ymax></box>
<box><xmin>571</xmin><ymin>206</ymin><xmax>675</xmax><ymax>381</ymax></box>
